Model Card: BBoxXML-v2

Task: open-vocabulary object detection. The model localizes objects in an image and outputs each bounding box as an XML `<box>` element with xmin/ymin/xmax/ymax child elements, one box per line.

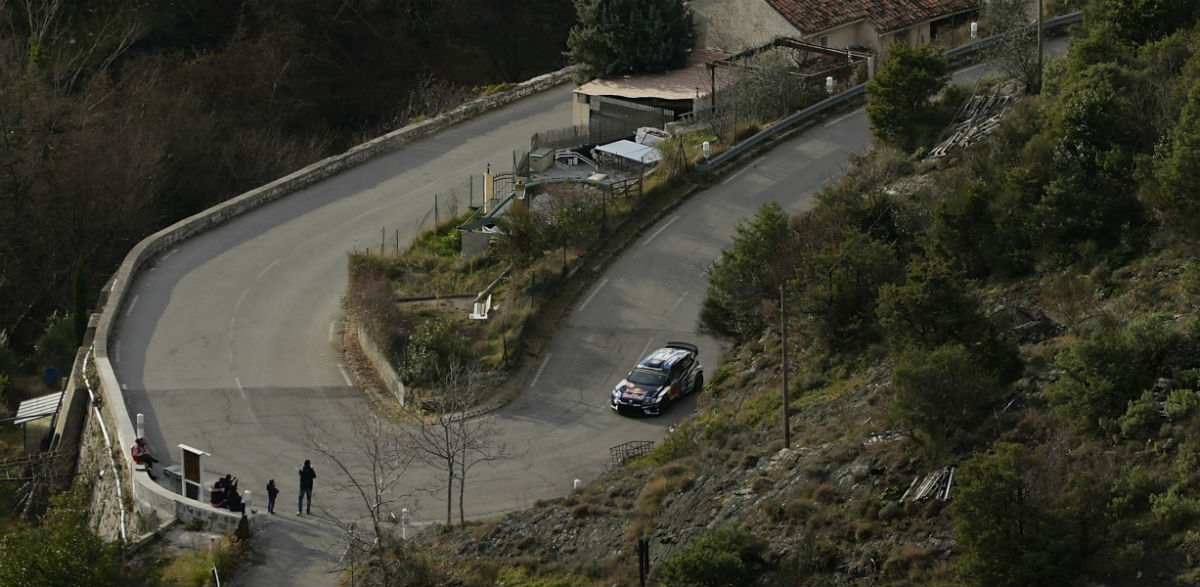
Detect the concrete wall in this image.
<box><xmin>691</xmin><ymin>0</ymin><xmax>798</xmax><ymax>51</ymax></box>
<box><xmin>67</xmin><ymin>66</ymin><xmax>576</xmax><ymax>542</ymax></box>
<box><xmin>350</xmin><ymin>319</ymin><xmax>407</xmax><ymax>406</ymax></box>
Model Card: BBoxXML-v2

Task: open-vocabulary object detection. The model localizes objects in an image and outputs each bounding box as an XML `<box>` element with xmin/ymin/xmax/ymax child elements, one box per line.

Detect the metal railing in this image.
<box><xmin>695</xmin><ymin>11</ymin><xmax>1083</xmax><ymax>173</ymax></box>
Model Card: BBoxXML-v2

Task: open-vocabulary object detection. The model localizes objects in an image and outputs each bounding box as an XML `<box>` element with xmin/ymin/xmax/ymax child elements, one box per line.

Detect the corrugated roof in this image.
<box><xmin>596</xmin><ymin>140</ymin><xmax>663</xmax><ymax>164</ymax></box>
<box><xmin>15</xmin><ymin>391</ymin><xmax>63</xmax><ymax>425</ymax></box>
<box><xmin>575</xmin><ymin>49</ymin><xmax>737</xmax><ymax>101</ymax></box>
<box><xmin>766</xmin><ymin>0</ymin><xmax>979</xmax><ymax>36</ymax></box>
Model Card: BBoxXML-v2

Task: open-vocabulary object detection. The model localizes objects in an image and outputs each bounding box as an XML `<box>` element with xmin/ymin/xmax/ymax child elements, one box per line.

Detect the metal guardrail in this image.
<box><xmin>943</xmin><ymin>11</ymin><xmax>1083</xmax><ymax>60</ymax></box>
<box><xmin>695</xmin><ymin>11</ymin><xmax>1083</xmax><ymax>173</ymax></box>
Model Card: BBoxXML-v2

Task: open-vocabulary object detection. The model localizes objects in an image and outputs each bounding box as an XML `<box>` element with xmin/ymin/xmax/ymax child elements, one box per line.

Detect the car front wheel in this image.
<box><xmin>691</xmin><ymin>374</ymin><xmax>704</xmax><ymax>395</ymax></box>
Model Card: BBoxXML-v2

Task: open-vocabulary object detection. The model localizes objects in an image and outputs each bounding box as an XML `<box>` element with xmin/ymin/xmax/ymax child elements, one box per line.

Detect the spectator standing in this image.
<box><xmin>266</xmin><ymin>479</ymin><xmax>279</xmax><ymax>514</ymax></box>
<box><xmin>298</xmin><ymin>459</ymin><xmax>316</xmax><ymax>515</ymax></box>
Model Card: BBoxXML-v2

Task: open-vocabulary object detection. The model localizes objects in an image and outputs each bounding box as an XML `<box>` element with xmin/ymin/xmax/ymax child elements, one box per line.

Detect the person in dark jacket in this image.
<box><xmin>298</xmin><ymin>460</ymin><xmax>316</xmax><ymax>515</ymax></box>
<box><xmin>266</xmin><ymin>479</ymin><xmax>279</xmax><ymax>514</ymax></box>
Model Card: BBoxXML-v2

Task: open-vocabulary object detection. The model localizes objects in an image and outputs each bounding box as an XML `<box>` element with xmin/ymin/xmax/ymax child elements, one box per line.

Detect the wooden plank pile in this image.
<box><xmin>900</xmin><ymin>466</ymin><xmax>956</xmax><ymax>502</ymax></box>
<box><xmin>928</xmin><ymin>95</ymin><xmax>1015</xmax><ymax>159</ymax></box>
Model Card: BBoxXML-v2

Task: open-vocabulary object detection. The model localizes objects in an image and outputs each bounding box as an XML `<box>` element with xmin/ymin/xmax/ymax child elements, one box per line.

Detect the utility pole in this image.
<box><xmin>781</xmin><ymin>285</ymin><xmax>791</xmax><ymax>448</ymax></box>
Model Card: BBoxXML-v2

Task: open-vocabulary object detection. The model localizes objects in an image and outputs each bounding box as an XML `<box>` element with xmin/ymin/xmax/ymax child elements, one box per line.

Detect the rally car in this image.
<box><xmin>611</xmin><ymin>342</ymin><xmax>703</xmax><ymax>416</ymax></box>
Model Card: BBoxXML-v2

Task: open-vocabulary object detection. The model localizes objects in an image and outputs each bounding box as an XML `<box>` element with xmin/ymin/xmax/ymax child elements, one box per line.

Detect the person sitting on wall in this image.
<box><xmin>216</xmin><ymin>474</ymin><xmax>240</xmax><ymax>509</ymax></box>
<box><xmin>226</xmin><ymin>489</ymin><xmax>244</xmax><ymax>513</ymax></box>
<box><xmin>130</xmin><ymin>437</ymin><xmax>159</xmax><ymax>480</ymax></box>
<box><xmin>210</xmin><ymin>480</ymin><xmax>226</xmax><ymax>507</ymax></box>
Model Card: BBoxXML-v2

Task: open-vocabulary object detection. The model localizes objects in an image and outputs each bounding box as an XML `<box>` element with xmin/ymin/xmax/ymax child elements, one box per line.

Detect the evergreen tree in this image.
<box><xmin>566</xmin><ymin>0</ymin><xmax>695</xmax><ymax>82</ymax></box>
<box><xmin>951</xmin><ymin>444</ymin><xmax>1081</xmax><ymax>585</ymax></box>
<box><xmin>865</xmin><ymin>43</ymin><xmax>948</xmax><ymax>151</ymax></box>
<box><xmin>1156</xmin><ymin>80</ymin><xmax>1200</xmax><ymax>233</ymax></box>
<box><xmin>699</xmin><ymin>202</ymin><xmax>795</xmax><ymax>342</ymax></box>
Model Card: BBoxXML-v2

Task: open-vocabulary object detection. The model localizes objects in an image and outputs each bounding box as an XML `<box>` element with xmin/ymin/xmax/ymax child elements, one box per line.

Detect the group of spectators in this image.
<box><xmin>210</xmin><ymin>474</ymin><xmax>245</xmax><ymax>512</ymax></box>
<box><xmin>131</xmin><ymin>437</ymin><xmax>316</xmax><ymax>516</ymax></box>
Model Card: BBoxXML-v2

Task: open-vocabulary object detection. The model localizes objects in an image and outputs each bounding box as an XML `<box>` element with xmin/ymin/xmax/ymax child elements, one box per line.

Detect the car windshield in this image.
<box><xmin>628</xmin><ymin>368</ymin><xmax>668</xmax><ymax>386</ymax></box>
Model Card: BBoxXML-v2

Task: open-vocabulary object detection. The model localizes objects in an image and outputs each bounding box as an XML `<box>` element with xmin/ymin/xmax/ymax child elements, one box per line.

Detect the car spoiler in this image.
<box><xmin>665</xmin><ymin>341</ymin><xmax>699</xmax><ymax>356</ymax></box>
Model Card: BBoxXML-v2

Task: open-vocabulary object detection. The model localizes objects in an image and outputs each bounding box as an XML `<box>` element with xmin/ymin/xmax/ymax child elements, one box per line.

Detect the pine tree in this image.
<box><xmin>566</xmin><ymin>0</ymin><xmax>695</xmax><ymax>82</ymax></box>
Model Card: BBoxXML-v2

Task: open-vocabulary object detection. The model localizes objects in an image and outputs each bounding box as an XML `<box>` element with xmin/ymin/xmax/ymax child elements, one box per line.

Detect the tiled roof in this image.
<box><xmin>766</xmin><ymin>0</ymin><xmax>979</xmax><ymax>35</ymax></box>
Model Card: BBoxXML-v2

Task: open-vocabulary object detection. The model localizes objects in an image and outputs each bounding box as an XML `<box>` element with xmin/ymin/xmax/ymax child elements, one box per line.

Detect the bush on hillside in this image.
<box><xmin>658</xmin><ymin>527</ymin><xmax>764</xmax><ymax>587</ymax></box>
<box><xmin>1046</xmin><ymin>318</ymin><xmax>1176</xmax><ymax>434</ymax></box>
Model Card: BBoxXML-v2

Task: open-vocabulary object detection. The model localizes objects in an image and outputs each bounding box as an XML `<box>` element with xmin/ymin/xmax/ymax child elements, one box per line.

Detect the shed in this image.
<box><xmin>594</xmin><ymin>140</ymin><xmax>663</xmax><ymax>167</ymax></box>
<box><xmin>14</xmin><ymin>391</ymin><xmax>63</xmax><ymax>454</ymax></box>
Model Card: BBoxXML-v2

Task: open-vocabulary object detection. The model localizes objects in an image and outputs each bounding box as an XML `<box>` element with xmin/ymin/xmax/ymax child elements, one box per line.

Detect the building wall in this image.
<box><xmin>691</xmin><ymin>0</ymin><xmax>799</xmax><ymax>51</ymax></box>
<box><xmin>816</xmin><ymin>22</ymin><xmax>865</xmax><ymax>50</ymax></box>
<box><xmin>572</xmin><ymin>92</ymin><xmax>591</xmax><ymax>131</ymax></box>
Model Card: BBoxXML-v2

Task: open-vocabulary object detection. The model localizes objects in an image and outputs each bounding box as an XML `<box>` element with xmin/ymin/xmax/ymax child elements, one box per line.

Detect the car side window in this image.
<box><xmin>671</xmin><ymin>357</ymin><xmax>692</xmax><ymax>380</ymax></box>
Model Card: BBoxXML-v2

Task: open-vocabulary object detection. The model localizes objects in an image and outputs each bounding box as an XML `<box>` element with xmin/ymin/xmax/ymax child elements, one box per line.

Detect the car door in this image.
<box><xmin>669</xmin><ymin>357</ymin><xmax>693</xmax><ymax>400</ymax></box>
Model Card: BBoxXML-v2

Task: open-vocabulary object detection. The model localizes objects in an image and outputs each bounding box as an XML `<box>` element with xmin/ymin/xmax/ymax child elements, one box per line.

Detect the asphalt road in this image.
<box><xmin>114</xmin><ymin>38</ymin><xmax>1068</xmax><ymax>586</ymax></box>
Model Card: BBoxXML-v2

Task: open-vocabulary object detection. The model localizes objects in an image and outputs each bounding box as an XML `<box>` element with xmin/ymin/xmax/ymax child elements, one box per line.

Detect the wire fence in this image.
<box><xmin>370</xmin><ymin>174</ymin><xmax>487</xmax><ymax>256</ymax></box>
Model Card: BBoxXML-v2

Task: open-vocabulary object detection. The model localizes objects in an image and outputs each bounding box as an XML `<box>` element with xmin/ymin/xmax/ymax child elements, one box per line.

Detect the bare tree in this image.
<box><xmin>716</xmin><ymin>48</ymin><xmax>814</xmax><ymax>140</ymax></box>
<box><xmin>307</xmin><ymin>411</ymin><xmax>425</xmax><ymax>584</ymax></box>
<box><xmin>404</xmin><ymin>359</ymin><xmax>506</xmax><ymax>526</ymax></box>
<box><xmin>979</xmin><ymin>0</ymin><xmax>1042</xmax><ymax>93</ymax></box>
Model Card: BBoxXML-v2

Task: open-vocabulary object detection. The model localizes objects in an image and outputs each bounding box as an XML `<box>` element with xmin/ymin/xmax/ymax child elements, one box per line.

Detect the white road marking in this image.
<box><xmin>329</xmin><ymin>320</ymin><xmax>339</xmax><ymax>344</ymax></box>
<box><xmin>578</xmin><ymin>279</ymin><xmax>608</xmax><ymax>311</ymax></box>
<box><xmin>114</xmin><ymin>341</ymin><xmax>121</xmax><ymax>364</ymax></box>
<box><xmin>721</xmin><ymin>157</ymin><xmax>765</xmax><ymax>185</ymax></box>
<box><xmin>639</xmin><ymin>339</ymin><xmax>653</xmax><ymax>360</ymax></box>
<box><xmin>643</xmin><ymin>216</ymin><xmax>679</xmax><ymax>246</ymax></box>
<box><xmin>125</xmin><ymin>295</ymin><xmax>139</xmax><ymax>316</ymax></box>
<box><xmin>823</xmin><ymin>107</ymin><xmax>863</xmax><ymax>128</ymax></box>
<box><xmin>297</xmin><ymin>234</ymin><xmax>322</xmax><ymax>250</ymax></box>
<box><xmin>234</xmin><ymin>288</ymin><xmax>249</xmax><ymax>310</ymax></box>
<box><xmin>530</xmin><ymin>354</ymin><xmax>552</xmax><ymax>388</ymax></box>
<box><xmin>233</xmin><ymin>377</ymin><xmax>262</xmax><ymax>425</ymax></box>
<box><xmin>667</xmin><ymin>291</ymin><xmax>688</xmax><ymax>316</ymax></box>
<box><xmin>160</xmin><ymin>248</ymin><xmax>179</xmax><ymax>261</ymax></box>
<box><xmin>338</xmin><ymin>365</ymin><xmax>354</xmax><ymax>387</ymax></box>
<box><xmin>256</xmin><ymin>259</ymin><xmax>280</xmax><ymax>280</ymax></box>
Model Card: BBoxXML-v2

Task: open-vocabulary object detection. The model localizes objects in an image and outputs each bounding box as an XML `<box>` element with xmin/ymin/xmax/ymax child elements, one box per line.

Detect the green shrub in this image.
<box><xmin>1108</xmin><ymin>465</ymin><xmax>1167</xmax><ymax>517</ymax></box>
<box><xmin>1165</xmin><ymin>388</ymin><xmax>1200</xmax><ymax>420</ymax></box>
<box><xmin>1047</xmin><ymin>318</ymin><xmax>1175</xmax><ymax>433</ymax></box>
<box><xmin>401</xmin><ymin>316</ymin><xmax>469</xmax><ymax>385</ymax></box>
<box><xmin>889</xmin><ymin>343</ymin><xmax>1001</xmax><ymax>453</ymax></box>
<box><xmin>1118</xmin><ymin>390</ymin><xmax>1162</xmax><ymax>440</ymax></box>
<box><xmin>1150</xmin><ymin>484</ymin><xmax>1200</xmax><ymax>533</ymax></box>
<box><xmin>0</xmin><ymin>486</ymin><xmax>122</xmax><ymax>586</ymax></box>
<box><xmin>658</xmin><ymin>527</ymin><xmax>764</xmax><ymax>587</ymax></box>
<box><xmin>1173</xmin><ymin>439</ymin><xmax>1200</xmax><ymax>477</ymax></box>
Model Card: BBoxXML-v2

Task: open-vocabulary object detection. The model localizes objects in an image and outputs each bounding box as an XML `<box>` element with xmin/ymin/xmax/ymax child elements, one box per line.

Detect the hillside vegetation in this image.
<box><xmin>403</xmin><ymin>2</ymin><xmax>1200</xmax><ymax>585</ymax></box>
